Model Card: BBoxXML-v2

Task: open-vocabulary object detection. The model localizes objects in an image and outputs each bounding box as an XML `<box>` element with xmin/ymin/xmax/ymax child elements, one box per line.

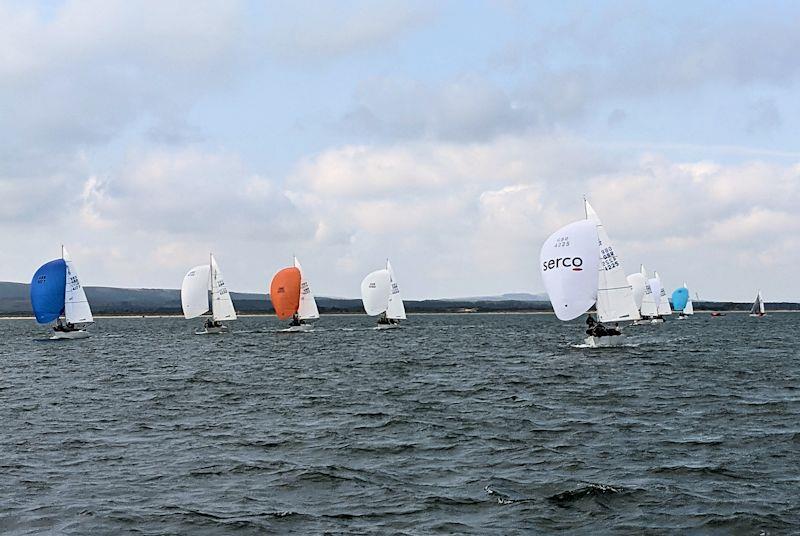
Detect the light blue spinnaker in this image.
<box><xmin>671</xmin><ymin>287</ymin><xmax>689</xmax><ymax>312</ymax></box>
<box><xmin>30</xmin><ymin>259</ymin><xmax>67</xmax><ymax>324</ymax></box>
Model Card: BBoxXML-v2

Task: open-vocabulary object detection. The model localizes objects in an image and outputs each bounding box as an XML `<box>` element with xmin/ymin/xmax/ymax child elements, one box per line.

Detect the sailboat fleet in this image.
<box><xmin>24</xmin><ymin>217</ymin><xmax>769</xmax><ymax>341</ymax></box>
<box><xmin>540</xmin><ymin>198</ymin><xmax>765</xmax><ymax>347</ymax></box>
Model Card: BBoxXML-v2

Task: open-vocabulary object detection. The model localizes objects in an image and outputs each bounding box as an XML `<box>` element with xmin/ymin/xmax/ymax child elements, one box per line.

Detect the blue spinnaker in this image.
<box><xmin>30</xmin><ymin>259</ymin><xmax>66</xmax><ymax>324</ymax></box>
<box><xmin>671</xmin><ymin>287</ymin><xmax>689</xmax><ymax>312</ymax></box>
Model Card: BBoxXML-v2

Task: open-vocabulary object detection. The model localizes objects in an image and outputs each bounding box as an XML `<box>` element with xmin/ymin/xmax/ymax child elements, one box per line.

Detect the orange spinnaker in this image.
<box><xmin>270</xmin><ymin>267</ymin><xmax>301</xmax><ymax>320</ymax></box>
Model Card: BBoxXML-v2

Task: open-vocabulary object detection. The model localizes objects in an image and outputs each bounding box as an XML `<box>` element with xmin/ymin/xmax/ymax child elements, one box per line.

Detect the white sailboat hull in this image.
<box><xmin>50</xmin><ymin>330</ymin><xmax>90</xmax><ymax>340</ymax></box>
<box><xmin>280</xmin><ymin>324</ymin><xmax>313</xmax><ymax>333</ymax></box>
<box><xmin>749</xmin><ymin>314</ymin><xmax>766</xmax><ymax>318</ymax></box>
<box><xmin>650</xmin><ymin>318</ymin><xmax>664</xmax><ymax>324</ymax></box>
<box><xmin>584</xmin><ymin>334</ymin><xmax>625</xmax><ymax>348</ymax></box>
<box><xmin>375</xmin><ymin>323</ymin><xmax>401</xmax><ymax>330</ymax></box>
<box><xmin>195</xmin><ymin>324</ymin><xmax>229</xmax><ymax>335</ymax></box>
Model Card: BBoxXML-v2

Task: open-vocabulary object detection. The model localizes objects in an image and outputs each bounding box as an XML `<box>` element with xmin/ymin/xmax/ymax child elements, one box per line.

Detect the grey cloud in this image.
<box><xmin>342</xmin><ymin>76</ymin><xmax>535</xmax><ymax>142</ymax></box>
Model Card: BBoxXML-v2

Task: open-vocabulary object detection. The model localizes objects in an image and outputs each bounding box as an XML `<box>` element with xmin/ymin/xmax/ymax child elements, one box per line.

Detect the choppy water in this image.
<box><xmin>1</xmin><ymin>313</ymin><xmax>799</xmax><ymax>534</ymax></box>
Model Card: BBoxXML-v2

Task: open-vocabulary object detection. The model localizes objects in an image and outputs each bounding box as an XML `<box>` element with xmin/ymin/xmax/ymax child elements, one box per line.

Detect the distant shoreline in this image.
<box><xmin>2</xmin><ymin>310</ymin><xmax>798</xmax><ymax>320</ymax></box>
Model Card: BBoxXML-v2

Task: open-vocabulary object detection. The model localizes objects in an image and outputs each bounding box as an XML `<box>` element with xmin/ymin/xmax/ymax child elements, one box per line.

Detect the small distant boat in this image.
<box><xmin>270</xmin><ymin>256</ymin><xmax>319</xmax><ymax>332</ymax></box>
<box><xmin>749</xmin><ymin>290</ymin><xmax>766</xmax><ymax>317</ymax></box>
<box><xmin>361</xmin><ymin>259</ymin><xmax>406</xmax><ymax>328</ymax></box>
<box><xmin>30</xmin><ymin>246</ymin><xmax>93</xmax><ymax>339</ymax></box>
<box><xmin>672</xmin><ymin>283</ymin><xmax>693</xmax><ymax>319</ymax></box>
<box><xmin>181</xmin><ymin>254</ymin><xmax>237</xmax><ymax>334</ymax></box>
<box><xmin>711</xmin><ymin>312</ymin><xmax>725</xmax><ymax>317</ymax></box>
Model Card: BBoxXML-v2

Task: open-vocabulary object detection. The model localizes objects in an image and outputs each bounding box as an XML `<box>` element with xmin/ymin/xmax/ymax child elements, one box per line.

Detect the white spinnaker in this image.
<box><xmin>585</xmin><ymin>200</ymin><xmax>640</xmax><ymax>322</ymax></box>
<box><xmin>540</xmin><ymin>219</ymin><xmax>599</xmax><ymax>321</ymax></box>
<box><xmin>210</xmin><ymin>255</ymin><xmax>237</xmax><ymax>321</ymax></box>
<box><xmin>683</xmin><ymin>282</ymin><xmax>694</xmax><ymax>315</ymax></box>
<box><xmin>627</xmin><ymin>273</ymin><xmax>646</xmax><ymax>311</ymax></box>
<box><xmin>62</xmin><ymin>247</ymin><xmax>94</xmax><ymax>324</ymax></box>
<box><xmin>654</xmin><ymin>272</ymin><xmax>672</xmax><ymax>315</ymax></box>
<box><xmin>294</xmin><ymin>257</ymin><xmax>319</xmax><ymax>320</ymax></box>
<box><xmin>182</xmin><ymin>264</ymin><xmax>211</xmax><ymax>319</ymax></box>
<box><xmin>386</xmin><ymin>260</ymin><xmax>406</xmax><ymax>320</ymax></box>
<box><xmin>361</xmin><ymin>269</ymin><xmax>391</xmax><ymax>316</ymax></box>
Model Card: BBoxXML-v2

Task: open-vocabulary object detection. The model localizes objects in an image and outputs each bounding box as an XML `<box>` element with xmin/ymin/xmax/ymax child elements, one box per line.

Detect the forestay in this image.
<box><xmin>181</xmin><ymin>265</ymin><xmax>211</xmax><ymax>319</ymax></box>
<box><xmin>585</xmin><ymin>200</ymin><xmax>640</xmax><ymax>322</ymax></box>
<box><xmin>294</xmin><ymin>257</ymin><xmax>319</xmax><ymax>320</ymax></box>
<box><xmin>211</xmin><ymin>255</ymin><xmax>237</xmax><ymax>321</ymax></box>
<box><xmin>540</xmin><ymin>219</ymin><xmax>599</xmax><ymax>321</ymax></box>
<box><xmin>361</xmin><ymin>269</ymin><xmax>391</xmax><ymax>316</ymax></box>
<box><xmin>386</xmin><ymin>260</ymin><xmax>406</xmax><ymax>320</ymax></box>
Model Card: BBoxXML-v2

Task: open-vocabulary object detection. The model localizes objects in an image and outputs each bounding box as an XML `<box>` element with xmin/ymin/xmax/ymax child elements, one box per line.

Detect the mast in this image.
<box><xmin>209</xmin><ymin>252</ymin><xmax>214</xmax><ymax>318</ymax></box>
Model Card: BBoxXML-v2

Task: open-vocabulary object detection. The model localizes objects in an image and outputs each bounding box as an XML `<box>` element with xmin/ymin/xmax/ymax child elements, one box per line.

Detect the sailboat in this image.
<box><xmin>652</xmin><ymin>271</ymin><xmax>673</xmax><ymax>322</ymax></box>
<box><xmin>270</xmin><ymin>256</ymin><xmax>319</xmax><ymax>332</ymax></box>
<box><xmin>360</xmin><ymin>259</ymin><xmax>406</xmax><ymax>329</ymax></box>
<box><xmin>181</xmin><ymin>253</ymin><xmax>237</xmax><ymax>334</ymax></box>
<box><xmin>627</xmin><ymin>266</ymin><xmax>649</xmax><ymax>325</ymax></box>
<box><xmin>672</xmin><ymin>283</ymin><xmax>693</xmax><ymax>319</ymax></box>
<box><xmin>541</xmin><ymin>200</ymin><xmax>636</xmax><ymax>347</ymax></box>
<box><xmin>584</xmin><ymin>200</ymin><xmax>640</xmax><ymax>330</ymax></box>
<box><xmin>30</xmin><ymin>246</ymin><xmax>93</xmax><ymax>340</ymax></box>
<box><xmin>749</xmin><ymin>290</ymin><xmax>766</xmax><ymax>317</ymax></box>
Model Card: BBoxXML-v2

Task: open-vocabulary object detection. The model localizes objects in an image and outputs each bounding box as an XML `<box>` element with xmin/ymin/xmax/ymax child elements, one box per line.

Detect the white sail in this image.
<box><xmin>62</xmin><ymin>247</ymin><xmax>94</xmax><ymax>324</ymax></box>
<box><xmin>751</xmin><ymin>290</ymin><xmax>765</xmax><ymax>314</ymax></box>
<box><xmin>294</xmin><ymin>257</ymin><xmax>319</xmax><ymax>320</ymax></box>
<box><xmin>361</xmin><ymin>269</ymin><xmax>391</xmax><ymax>316</ymax></box>
<box><xmin>540</xmin><ymin>219</ymin><xmax>599</xmax><ymax>321</ymax></box>
<box><xmin>641</xmin><ymin>277</ymin><xmax>659</xmax><ymax>317</ymax></box>
<box><xmin>181</xmin><ymin>264</ymin><xmax>211</xmax><ymax>319</ymax></box>
<box><xmin>210</xmin><ymin>255</ymin><xmax>237</xmax><ymax>321</ymax></box>
<box><xmin>627</xmin><ymin>273</ymin><xmax>646</xmax><ymax>311</ymax></box>
<box><xmin>683</xmin><ymin>282</ymin><xmax>694</xmax><ymax>315</ymax></box>
<box><xmin>654</xmin><ymin>271</ymin><xmax>672</xmax><ymax>315</ymax></box>
<box><xmin>585</xmin><ymin>200</ymin><xmax>640</xmax><ymax>322</ymax></box>
<box><xmin>386</xmin><ymin>259</ymin><xmax>406</xmax><ymax>320</ymax></box>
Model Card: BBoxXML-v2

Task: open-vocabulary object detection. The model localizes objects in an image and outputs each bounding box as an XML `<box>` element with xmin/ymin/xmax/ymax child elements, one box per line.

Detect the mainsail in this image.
<box><xmin>386</xmin><ymin>260</ymin><xmax>406</xmax><ymax>320</ymax></box>
<box><xmin>683</xmin><ymin>283</ymin><xmax>694</xmax><ymax>315</ymax></box>
<box><xmin>654</xmin><ymin>271</ymin><xmax>672</xmax><ymax>316</ymax></box>
<box><xmin>210</xmin><ymin>254</ymin><xmax>237</xmax><ymax>321</ymax></box>
<box><xmin>540</xmin><ymin>219</ymin><xmax>599</xmax><ymax>321</ymax></box>
<box><xmin>627</xmin><ymin>273</ymin><xmax>646</xmax><ymax>312</ymax></box>
<box><xmin>639</xmin><ymin>265</ymin><xmax>658</xmax><ymax>317</ymax></box>
<box><xmin>62</xmin><ymin>247</ymin><xmax>93</xmax><ymax>324</ymax></box>
<box><xmin>294</xmin><ymin>257</ymin><xmax>320</xmax><ymax>320</ymax></box>
<box><xmin>585</xmin><ymin>200</ymin><xmax>640</xmax><ymax>322</ymax></box>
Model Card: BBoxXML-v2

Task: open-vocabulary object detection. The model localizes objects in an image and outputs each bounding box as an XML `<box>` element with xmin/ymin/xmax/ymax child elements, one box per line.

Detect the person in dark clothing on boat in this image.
<box><xmin>608</xmin><ymin>322</ymin><xmax>621</xmax><ymax>336</ymax></box>
<box><xmin>290</xmin><ymin>313</ymin><xmax>305</xmax><ymax>327</ymax></box>
<box><xmin>54</xmin><ymin>319</ymin><xmax>65</xmax><ymax>332</ymax></box>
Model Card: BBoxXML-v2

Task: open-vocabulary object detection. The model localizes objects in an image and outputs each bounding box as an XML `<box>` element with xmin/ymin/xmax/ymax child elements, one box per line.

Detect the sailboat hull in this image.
<box><xmin>49</xmin><ymin>330</ymin><xmax>90</xmax><ymax>340</ymax></box>
<box><xmin>195</xmin><ymin>325</ymin><xmax>229</xmax><ymax>335</ymax></box>
<box><xmin>749</xmin><ymin>314</ymin><xmax>766</xmax><ymax>318</ymax></box>
<box><xmin>584</xmin><ymin>334</ymin><xmax>625</xmax><ymax>348</ymax></box>
<box><xmin>375</xmin><ymin>323</ymin><xmax>401</xmax><ymax>330</ymax></box>
<box><xmin>279</xmin><ymin>324</ymin><xmax>313</xmax><ymax>333</ymax></box>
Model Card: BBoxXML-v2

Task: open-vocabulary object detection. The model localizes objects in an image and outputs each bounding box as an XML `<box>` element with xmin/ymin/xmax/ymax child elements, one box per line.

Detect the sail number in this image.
<box><xmin>554</xmin><ymin>235</ymin><xmax>570</xmax><ymax>248</ymax></box>
<box><xmin>600</xmin><ymin>246</ymin><xmax>619</xmax><ymax>271</ymax></box>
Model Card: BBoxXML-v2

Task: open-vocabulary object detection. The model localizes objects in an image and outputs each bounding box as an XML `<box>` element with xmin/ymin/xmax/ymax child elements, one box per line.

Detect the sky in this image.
<box><xmin>1</xmin><ymin>0</ymin><xmax>799</xmax><ymax>301</ymax></box>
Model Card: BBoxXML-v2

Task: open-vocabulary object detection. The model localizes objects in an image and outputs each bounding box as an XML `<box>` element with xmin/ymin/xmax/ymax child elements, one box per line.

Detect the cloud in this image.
<box><xmin>261</xmin><ymin>1</ymin><xmax>434</xmax><ymax>62</ymax></box>
<box><xmin>343</xmin><ymin>75</ymin><xmax>532</xmax><ymax>142</ymax></box>
<box><xmin>283</xmin><ymin>136</ymin><xmax>800</xmax><ymax>300</ymax></box>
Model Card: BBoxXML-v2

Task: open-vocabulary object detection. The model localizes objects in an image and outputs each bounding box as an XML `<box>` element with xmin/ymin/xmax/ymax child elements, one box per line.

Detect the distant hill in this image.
<box><xmin>1</xmin><ymin>281</ymin><xmax>798</xmax><ymax>315</ymax></box>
